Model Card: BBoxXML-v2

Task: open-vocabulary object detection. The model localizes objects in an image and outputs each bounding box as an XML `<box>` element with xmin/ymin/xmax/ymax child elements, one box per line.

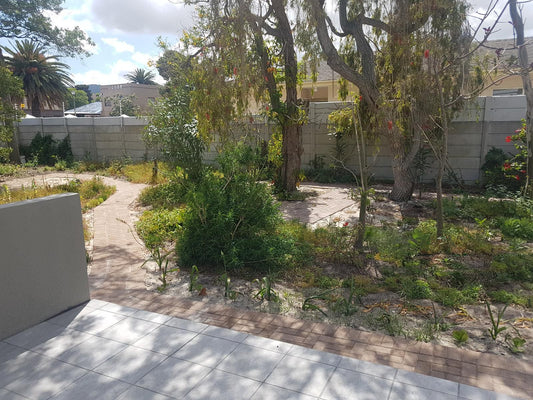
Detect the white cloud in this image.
<box><xmin>102</xmin><ymin>38</ymin><xmax>135</xmax><ymax>53</ymax></box>
<box><xmin>72</xmin><ymin>57</ymin><xmax>163</xmax><ymax>85</ymax></box>
<box><xmin>91</xmin><ymin>0</ymin><xmax>194</xmax><ymax>34</ymax></box>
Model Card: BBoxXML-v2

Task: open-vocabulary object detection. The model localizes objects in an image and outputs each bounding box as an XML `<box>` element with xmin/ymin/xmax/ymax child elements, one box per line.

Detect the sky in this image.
<box><xmin>41</xmin><ymin>0</ymin><xmax>533</xmax><ymax>87</ymax></box>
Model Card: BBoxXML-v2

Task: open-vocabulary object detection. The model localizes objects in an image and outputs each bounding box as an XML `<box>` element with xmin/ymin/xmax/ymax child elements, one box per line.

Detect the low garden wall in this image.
<box><xmin>14</xmin><ymin>96</ymin><xmax>525</xmax><ymax>184</ymax></box>
<box><xmin>0</xmin><ymin>193</ymin><xmax>90</xmax><ymax>340</ymax></box>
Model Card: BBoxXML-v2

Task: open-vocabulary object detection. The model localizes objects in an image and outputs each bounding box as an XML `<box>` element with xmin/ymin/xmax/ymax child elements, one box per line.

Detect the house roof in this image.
<box><xmin>65</xmin><ymin>101</ymin><xmax>102</xmax><ymax>115</ymax></box>
<box><xmin>476</xmin><ymin>36</ymin><xmax>533</xmax><ymax>63</ymax></box>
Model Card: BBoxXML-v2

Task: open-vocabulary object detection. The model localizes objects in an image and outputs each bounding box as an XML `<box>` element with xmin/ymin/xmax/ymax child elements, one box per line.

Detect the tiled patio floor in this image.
<box><xmin>0</xmin><ymin>300</ymin><xmax>523</xmax><ymax>400</ymax></box>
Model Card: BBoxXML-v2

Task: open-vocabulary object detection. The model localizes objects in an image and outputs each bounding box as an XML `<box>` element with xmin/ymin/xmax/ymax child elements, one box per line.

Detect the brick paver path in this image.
<box><xmin>5</xmin><ymin>173</ymin><xmax>532</xmax><ymax>399</ymax></box>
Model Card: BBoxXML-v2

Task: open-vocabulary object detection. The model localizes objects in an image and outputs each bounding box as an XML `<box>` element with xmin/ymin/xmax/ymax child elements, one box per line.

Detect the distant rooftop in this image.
<box><xmin>65</xmin><ymin>101</ymin><xmax>102</xmax><ymax>116</ymax></box>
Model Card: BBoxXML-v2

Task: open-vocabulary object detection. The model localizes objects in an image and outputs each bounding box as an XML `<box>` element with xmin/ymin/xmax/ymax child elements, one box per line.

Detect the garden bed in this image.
<box><xmin>140</xmin><ymin>183</ymin><xmax>533</xmax><ymax>361</ymax></box>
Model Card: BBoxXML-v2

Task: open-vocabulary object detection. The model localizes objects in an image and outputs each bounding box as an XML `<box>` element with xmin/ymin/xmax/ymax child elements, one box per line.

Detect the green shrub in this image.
<box><xmin>433</xmin><ymin>285</ymin><xmax>481</xmax><ymax>307</ymax></box>
<box><xmin>481</xmin><ymin>147</ymin><xmax>520</xmax><ymax>191</ymax></box>
<box><xmin>497</xmin><ymin>218</ymin><xmax>533</xmax><ymax>240</ymax></box>
<box><xmin>136</xmin><ymin>208</ymin><xmax>184</xmax><ymax>249</ymax></box>
<box><xmin>138</xmin><ymin>182</ymin><xmax>187</xmax><ymax>208</ymax></box>
<box><xmin>366</xmin><ymin>226</ymin><xmax>416</xmax><ymax>265</ymax></box>
<box><xmin>177</xmin><ymin>171</ymin><xmax>296</xmax><ymax>271</ymax></box>
<box><xmin>489</xmin><ymin>253</ymin><xmax>533</xmax><ymax>283</ymax></box>
<box><xmin>20</xmin><ymin>133</ymin><xmax>73</xmax><ymax>166</ymax></box>
<box><xmin>401</xmin><ymin>279</ymin><xmax>432</xmax><ymax>300</ymax></box>
<box><xmin>0</xmin><ymin>163</ymin><xmax>19</xmax><ymax>176</ymax></box>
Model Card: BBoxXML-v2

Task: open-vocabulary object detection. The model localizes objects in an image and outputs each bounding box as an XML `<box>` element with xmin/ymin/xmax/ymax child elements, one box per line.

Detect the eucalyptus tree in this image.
<box><xmin>509</xmin><ymin>0</ymin><xmax>533</xmax><ymax>196</ymax></box>
<box><xmin>303</xmin><ymin>0</ymin><xmax>478</xmax><ymax>201</ymax></box>
<box><xmin>184</xmin><ymin>0</ymin><xmax>304</xmax><ymax>193</ymax></box>
<box><xmin>3</xmin><ymin>40</ymin><xmax>74</xmax><ymax>117</ymax></box>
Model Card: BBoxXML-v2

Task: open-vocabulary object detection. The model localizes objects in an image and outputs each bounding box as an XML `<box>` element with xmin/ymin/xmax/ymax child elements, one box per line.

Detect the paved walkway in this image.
<box><xmin>4</xmin><ymin>174</ymin><xmax>532</xmax><ymax>398</ymax></box>
<box><xmin>1</xmin><ymin>299</ymin><xmax>521</xmax><ymax>399</ymax></box>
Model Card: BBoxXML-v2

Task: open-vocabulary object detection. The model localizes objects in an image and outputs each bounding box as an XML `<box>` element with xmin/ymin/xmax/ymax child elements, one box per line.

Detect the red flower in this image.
<box><xmin>205</xmin><ymin>112</ymin><xmax>210</xmax><ymax>121</ymax></box>
<box><xmin>515</xmin><ymin>175</ymin><xmax>520</xmax><ymax>180</ymax></box>
<box><xmin>520</xmin><ymin>170</ymin><xmax>527</xmax><ymax>174</ymax></box>
<box><xmin>343</xmin><ymin>222</ymin><xmax>349</xmax><ymax>227</ymax></box>
<box><xmin>264</xmin><ymin>76</ymin><xmax>269</xmax><ymax>82</ymax></box>
<box><xmin>515</xmin><ymin>129</ymin><xmax>522</xmax><ymax>133</ymax></box>
<box><xmin>265</xmin><ymin>105</ymin><xmax>270</xmax><ymax>111</ymax></box>
<box><xmin>388</xmin><ymin>120</ymin><xmax>393</xmax><ymax>130</ymax></box>
<box><xmin>359</xmin><ymin>95</ymin><xmax>363</xmax><ymax>101</ymax></box>
<box><xmin>505</xmin><ymin>135</ymin><xmax>512</xmax><ymax>143</ymax></box>
<box><xmin>503</xmin><ymin>162</ymin><xmax>511</xmax><ymax>170</ymax></box>
<box><xmin>233</xmin><ymin>67</ymin><xmax>238</xmax><ymax>75</ymax></box>
<box><xmin>424</xmin><ymin>49</ymin><xmax>430</xmax><ymax>58</ymax></box>
<box><xmin>214</xmin><ymin>67</ymin><xmax>218</xmax><ymax>74</ymax></box>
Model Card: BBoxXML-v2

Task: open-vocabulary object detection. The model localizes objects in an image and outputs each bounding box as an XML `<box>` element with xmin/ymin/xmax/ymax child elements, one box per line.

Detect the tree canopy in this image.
<box><xmin>125</xmin><ymin>68</ymin><xmax>157</xmax><ymax>85</ymax></box>
<box><xmin>3</xmin><ymin>40</ymin><xmax>73</xmax><ymax>117</ymax></box>
<box><xmin>0</xmin><ymin>0</ymin><xmax>93</xmax><ymax>57</ymax></box>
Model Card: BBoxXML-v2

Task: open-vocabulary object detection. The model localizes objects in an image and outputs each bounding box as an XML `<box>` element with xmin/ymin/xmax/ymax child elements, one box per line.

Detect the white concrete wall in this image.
<box><xmin>0</xmin><ymin>193</ymin><xmax>90</xmax><ymax>340</ymax></box>
<box><xmin>14</xmin><ymin>96</ymin><xmax>526</xmax><ymax>183</ymax></box>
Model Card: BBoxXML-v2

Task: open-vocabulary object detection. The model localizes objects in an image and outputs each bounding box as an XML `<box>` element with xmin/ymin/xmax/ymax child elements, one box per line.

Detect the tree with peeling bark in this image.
<box><xmin>303</xmin><ymin>0</ymin><xmax>477</xmax><ymax>202</ymax></box>
<box><xmin>183</xmin><ymin>0</ymin><xmax>303</xmax><ymax>193</ymax></box>
<box><xmin>509</xmin><ymin>0</ymin><xmax>533</xmax><ymax>197</ymax></box>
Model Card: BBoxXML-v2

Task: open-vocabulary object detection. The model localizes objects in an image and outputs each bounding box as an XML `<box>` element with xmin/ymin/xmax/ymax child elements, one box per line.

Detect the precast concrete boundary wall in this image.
<box><xmin>0</xmin><ymin>193</ymin><xmax>90</xmax><ymax>340</ymax></box>
<box><xmin>15</xmin><ymin>96</ymin><xmax>525</xmax><ymax>183</ymax></box>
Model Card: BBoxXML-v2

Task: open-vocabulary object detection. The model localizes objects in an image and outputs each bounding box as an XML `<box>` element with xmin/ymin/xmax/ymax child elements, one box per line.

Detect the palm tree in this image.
<box><xmin>125</xmin><ymin>68</ymin><xmax>156</xmax><ymax>85</ymax></box>
<box><xmin>3</xmin><ymin>40</ymin><xmax>73</xmax><ymax>117</ymax></box>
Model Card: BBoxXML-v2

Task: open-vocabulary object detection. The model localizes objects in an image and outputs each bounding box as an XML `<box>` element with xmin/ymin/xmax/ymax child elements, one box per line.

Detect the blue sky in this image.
<box><xmin>49</xmin><ymin>0</ymin><xmax>195</xmax><ymax>85</ymax></box>
<box><xmin>44</xmin><ymin>0</ymin><xmax>533</xmax><ymax>87</ymax></box>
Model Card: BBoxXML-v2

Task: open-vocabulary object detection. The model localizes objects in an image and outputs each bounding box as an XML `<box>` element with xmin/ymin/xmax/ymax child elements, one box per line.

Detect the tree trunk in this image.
<box><xmin>272</xmin><ymin>0</ymin><xmax>302</xmax><ymax>193</ymax></box>
<box><xmin>389</xmin><ymin>162</ymin><xmax>414</xmax><ymax>201</ymax></box>
<box><xmin>31</xmin><ymin>97</ymin><xmax>42</xmax><ymax>117</ymax></box>
<box><xmin>510</xmin><ymin>0</ymin><xmax>533</xmax><ymax>196</ymax></box>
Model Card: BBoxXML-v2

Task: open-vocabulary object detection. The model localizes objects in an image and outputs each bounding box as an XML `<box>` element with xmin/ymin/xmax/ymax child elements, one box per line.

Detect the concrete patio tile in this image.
<box><xmin>46</xmin><ymin>304</ymin><xmax>95</xmax><ymax>326</ymax></box>
<box><xmin>288</xmin><ymin>344</ymin><xmax>342</xmax><ymax>366</ymax></box>
<box><xmin>0</xmin><ymin>350</ymin><xmax>51</xmax><ymax>388</ymax></box>
<box><xmin>184</xmin><ymin>369</ymin><xmax>262</xmax><ymax>400</ymax></box>
<box><xmin>133</xmin><ymin>325</ymin><xmax>198</xmax><ymax>355</ymax></box>
<box><xmin>171</xmin><ymin>334</ymin><xmax>239</xmax><ymax>368</ymax></box>
<box><xmin>5</xmin><ymin>321</ymin><xmax>66</xmax><ymax>349</ymax></box>
<box><xmin>94</xmin><ymin>346</ymin><xmax>167</xmax><ymax>384</ymax></box>
<box><xmin>0</xmin><ymin>388</ymin><xmax>28</xmax><ymax>400</ymax></box>
<box><xmin>389</xmin><ymin>382</ymin><xmax>458</xmax><ymax>400</ymax></box>
<box><xmin>48</xmin><ymin>371</ymin><xmax>130</xmax><ymax>400</ymax></box>
<box><xmin>250</xmin><ymin>384</ymin><xmax>318</xmax><ymax>400</ymax></box>
<box><xmin>86</xmin><ymin>299</ymin><xmax>110</xmax><ymax>309</ymax></box>
<box><xmin>243</xmin><ymin>335</ymin><xmax>293</xmax><ymax>354</ymax></box>
<box><xmin>265</xmin><ymin>355</ymin><xmax>336</xmax><ymax>397</ymax></box>
<box><xmin>320</xmin><ymin>368</ymin><xmax>394</xmax><ymax>400</ymax></box>
<box><xmin>100</xmin><ymin>302</ymin><xmax>139</xmax><ymax>316</ymax></box>
<box><xmin>31</xmin><ymin>328</ymin><xmax>93</xmax><ymax>359</ymax></box>
<box><xmin>0</xmin><ymin>342</ymin><xmax>27</xmax><ymax>364</ymax></box>
<box><xmin>395</xmin><ymin>369</ymin><xmax>459</xmax><ymax>396</ymax></box>
<box><xmin>217</xmin><ymin>343</ymin><xmax>284</xmax><ymax>381</ymax></box>
<box><xmin>458</xmin><ymin>383</ymin><xmax>524</xmax><ymax>400</ymax></box>
<box><xmin>5</xmin><ymin>358</ymin><xmax>87</xmax><ymax>400</ymax></box>
<box><xmin>52</xmin><ymin>308</ymin><xmax>126</xmax><ymax>334</ymax></box>
<box><xmin>56</xmin><ymin>335</ymin><xmax>127</xmax><ymax>369</ymax></box>
<box><xmin>97</xmin><ymin>316</ymin><xmax>160</xmax><ymax>344</ymax></box>
<box><xmin>116</xmin><ymin>386</ymin><xmax>175</xmax><ymax>400</ymax></box>
<box><xmin>202</xmin><ymin>325</ymin><xmax>249</xmax><ymax>342</ymax></box>
<box><xmin>132</xmin><ymin>309</ymin><xmax>173</xmax><ymax>324</ymax></box>
<box><xmin>165</xmin><ymin>317</ymin><xmax>208</xmax><ymax>333</ymax></box>
<box><xmin>137</xmin><ymin>357</ymin><xmax>212</xmax><ymax>398</ymax></box>
<box><xmin>337</xmin><ymin>356</ymin><xmax>397</xmax><ymax>380</ymax></box>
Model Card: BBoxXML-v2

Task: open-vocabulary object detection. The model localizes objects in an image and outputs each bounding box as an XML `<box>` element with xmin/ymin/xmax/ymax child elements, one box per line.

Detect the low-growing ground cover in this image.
<box><xmin>137</xmin><ymin>179</ymin><xmax>533</xmax><ymax>360</ymax></box>
<box><xmin>0</xmin><ymin>176</ymin><xmax>115</xmax><ymax>210</ymax></box>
